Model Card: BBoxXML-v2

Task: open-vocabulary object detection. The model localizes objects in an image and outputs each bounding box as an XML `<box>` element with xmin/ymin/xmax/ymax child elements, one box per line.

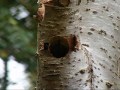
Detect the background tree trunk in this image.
<box><xmin>1</xmin><ymin>59</ymin><xmax>8</xmax><ymax>90</ymax></box>
<box><xmin>36</xmin><ymin>0</ymin><xmax>120</xmax><ymax>90</ymax></box>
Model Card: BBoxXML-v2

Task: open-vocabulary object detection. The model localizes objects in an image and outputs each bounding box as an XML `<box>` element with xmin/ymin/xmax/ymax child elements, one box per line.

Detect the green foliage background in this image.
<box><xmin>0</xmin><ymin>0</ymin><xmax>38</xmax><ymax>88</ymax></box>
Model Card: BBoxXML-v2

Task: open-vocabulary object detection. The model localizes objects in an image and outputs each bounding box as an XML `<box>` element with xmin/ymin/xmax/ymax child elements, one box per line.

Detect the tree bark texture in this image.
<box><xmin>36</xmin><ymin>0</ymin><xmax>120</xmax><ymax>90</ymax></box>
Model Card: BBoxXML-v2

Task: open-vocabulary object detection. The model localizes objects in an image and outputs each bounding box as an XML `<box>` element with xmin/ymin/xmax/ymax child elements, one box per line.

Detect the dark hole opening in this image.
<box><xmin>44</xmin><ymin>43</ymin><xmax>49</xmax><ymax>50</ymax></box>
<box><xmin>49</xmin><ymin>36</ymin><xmax>69</xmax><ymax>58</ymax></box>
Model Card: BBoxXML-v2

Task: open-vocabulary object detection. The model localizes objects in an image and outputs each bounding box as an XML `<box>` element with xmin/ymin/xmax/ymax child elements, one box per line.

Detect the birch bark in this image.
<box><xmin>36</xmin><ymin>0</ymin><xmax>120</xmax><ymax>90</ymax></box>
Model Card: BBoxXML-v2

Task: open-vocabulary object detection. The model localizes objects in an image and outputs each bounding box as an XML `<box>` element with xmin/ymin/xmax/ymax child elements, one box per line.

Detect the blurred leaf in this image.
<box><xmin>0</xmin><ymin>50</ymin><xmax>8</xmax><ymax>58</ymax></box>
<box><xmin>8</xmin><ymin>18</ymin><xmax>17</xmax><ymax>25</ymax></box>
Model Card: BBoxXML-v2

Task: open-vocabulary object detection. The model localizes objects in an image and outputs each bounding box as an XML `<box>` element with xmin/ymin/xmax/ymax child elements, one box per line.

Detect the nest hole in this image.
<box><xmin>49</xmin><ymin>36</ymin><xmax>69</xmax><ymax>58</ymax></box>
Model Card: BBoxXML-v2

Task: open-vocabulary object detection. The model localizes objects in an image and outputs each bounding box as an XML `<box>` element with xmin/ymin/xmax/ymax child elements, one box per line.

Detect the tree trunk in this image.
<box><xmin>1</xmin><ymin>59</ymin><xmax>8</xmax><ymax>90</ymax></box>
<box><xmin>36</xmin><ymin>0</ymin><xmax>120</xmax><ymax>90</ymax></box>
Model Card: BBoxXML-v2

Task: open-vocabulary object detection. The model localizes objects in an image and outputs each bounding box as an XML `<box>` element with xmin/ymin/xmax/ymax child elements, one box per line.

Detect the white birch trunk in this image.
<box><xmin>36</xmin><ymin>0</ymin><xmax>120</xmax><ymax>90</ymax></box>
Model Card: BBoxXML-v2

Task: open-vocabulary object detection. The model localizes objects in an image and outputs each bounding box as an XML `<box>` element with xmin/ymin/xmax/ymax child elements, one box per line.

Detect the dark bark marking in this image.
<box><xmin>100</xmin><ymin>48</ymin><xmax>108</xmax><ymax>53</ymax></box>
<box><xmin>90</xmin><ymin>28</ymin><xmax>95</xmax><ymax>31</ymax></box>
<box><xmin>82</xmin><ymin>44</ymin><xmax>89</xmax><ymax>47</ymax></box>
<box><xmin>98</xmin><ymin>30</ymin><xmax>107</xmax><ymax>35</ymax></box>
<box><xmin>88</xmin><ymin>32</ymin><xmax>93</xmax><ymax>35</ymax></box>
<box><xmin>77</xmin><ymin>0</ymin><xmax>81</xmax><ymax>5</ymax></box>
<box><xmin>106</xmin><ymin>82</ymin><xmax>113</xmax><ymax>88</ymax></box>
<box><xmin>92</xmin><ymin>11</ymin><xmax>98</xmax><ymax>14</ymax></box>
<box><xmin>85</xmin><ymin>8</ymin><xmax>90</xmax><ymax>11</ymax></box>
<box><xmin>79</xmin><ymin>69</ymin><xmax>85</xmax><ymax>74</ymax></box>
